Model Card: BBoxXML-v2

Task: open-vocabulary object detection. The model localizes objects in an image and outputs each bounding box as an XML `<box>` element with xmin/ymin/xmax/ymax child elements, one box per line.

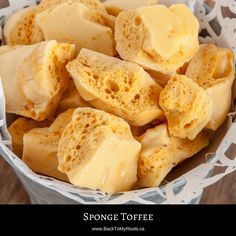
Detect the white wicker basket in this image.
<box><xmin>0</xmin><ymin>0</ymin><xmax>235</xmax><ymax>204</ymax></box>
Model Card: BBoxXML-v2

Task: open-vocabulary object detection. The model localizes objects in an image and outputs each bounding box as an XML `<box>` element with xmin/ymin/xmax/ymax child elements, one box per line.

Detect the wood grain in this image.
<box><xmin>0</xmin><ymin>158</ymin><xmax>30</xmax><ymax>204</ymax></box>
<box><xmin>201</xmin><ymin>171</ymin><xmax>236</xmax><ymax>204</ymax></box>
<box><xmin>0</xmin><ymin>0</ymin><xmax>10</xmax><ymax>9</ymax></box>
<box><xmin>0</xmin><ymin>156</ymin><xmax>235</xmax><ymax>204</ymax></box>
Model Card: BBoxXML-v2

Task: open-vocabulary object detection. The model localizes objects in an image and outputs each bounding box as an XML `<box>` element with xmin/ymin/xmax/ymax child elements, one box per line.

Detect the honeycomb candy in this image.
<box><xmin>36</xmin><ymin>2</ymin><xmax>116</xmax><ymax>55</ymax></box>
<box><xmin>57</xmin><ymin>79</ymin><xmax>91</xmax><ymax>114</ymax></box>
<box><xmin>147</xmin><ymin>70</ymin><xmax>172</xmax><ymax>87</ymax></box>
<box><xmin>115</xmin><ymin>4</ymin><xmax>199</xmax><ymax>74</ymax></box>
<box><xmin>22</xmin><ymin>109</ymin><xmax>75</xmax><ymax>181</ymax></box>
<box><xmin>37</xmin><ymin>0</ymin><xmax>107</xmax><ymax>13</ymax></box>
<box><xmin>185</xmin><ymin>44</ymin><xmax>235</xmax><ymax>130</ymax></box>
<box><xmin>137</xmin><ymin>124</ymin><xmax>210</xmax><ymax>188</ymax></box>
<box><xmin>58</xmin><ymin>107</ymin><xmax>141</xmax><ymax>193</ymax></box>
<box><xmin>159</xmin><ymin>75</ymin><xmax>212</xmax><ymax>140</ymax></box>
<box><xmin>103</xmin><ymin>0</ymin><xmax>158</xmax><ymax>16</ymax></box>
<box><xmin>3</xmin><ymin>7</ymin><xmax>44</xmax><ymax>46</ymax></box>
<box><xmin>66</xmin><ymin>48</ymin><xmax>164</xmax><ymax>127</ymax></box>
<box><xmin>0</xmin><ymin>40</ymin><xmax>76</xmax><ymax>120</ymax></box>
<box><xmin>8</xmin><ymin>118</ymin><xmax>50</xmax><ymax>157</ymax></box>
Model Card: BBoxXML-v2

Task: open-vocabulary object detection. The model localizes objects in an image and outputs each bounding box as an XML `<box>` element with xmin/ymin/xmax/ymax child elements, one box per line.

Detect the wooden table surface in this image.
<box><xmin>0</xmin><ymin>157</ymin><xmax>235</xmax><ymax>204</ymax></box>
